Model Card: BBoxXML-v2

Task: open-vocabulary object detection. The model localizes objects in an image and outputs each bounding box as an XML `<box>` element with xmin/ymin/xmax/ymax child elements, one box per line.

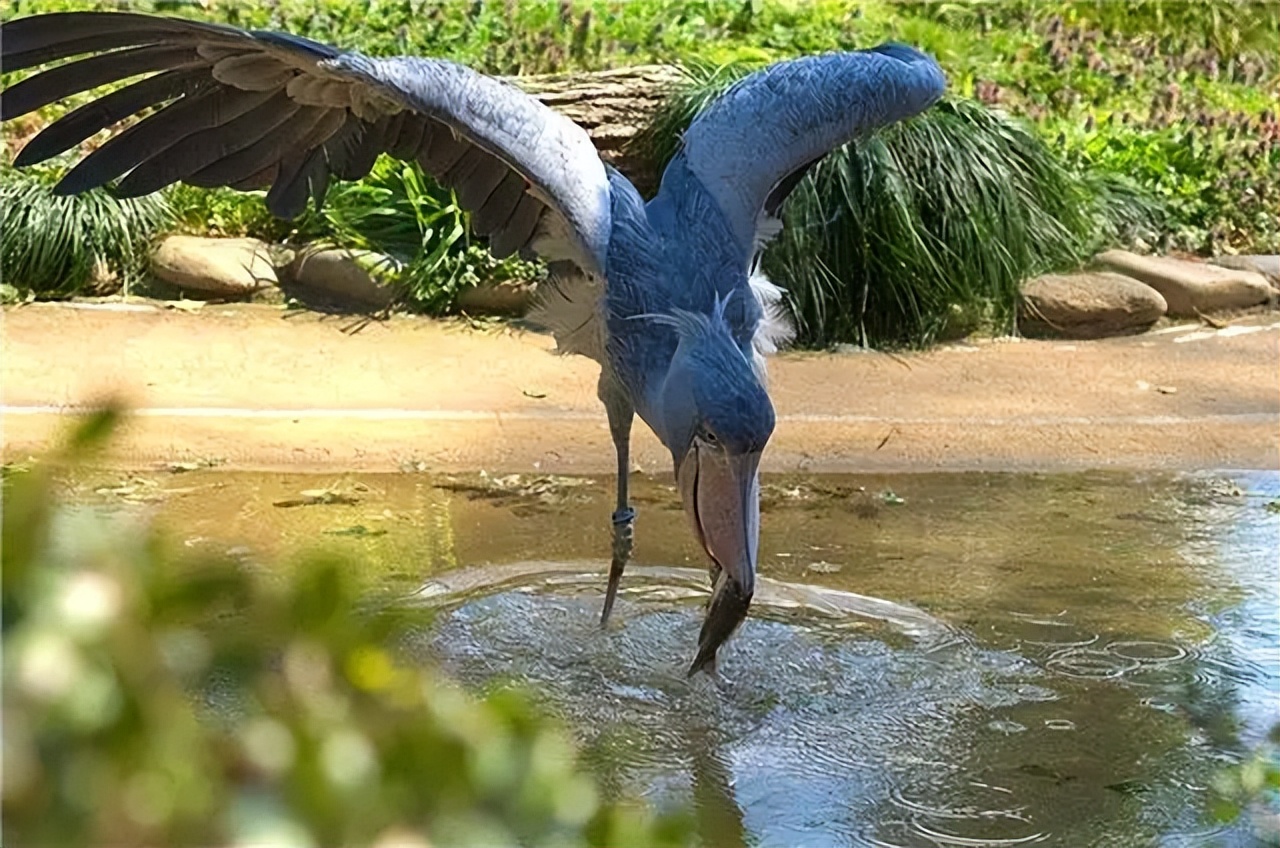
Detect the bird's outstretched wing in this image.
<box><xmin>675</xmin><ymin>44</ymin><xmax>946</xmax><ymax>270</ymax></box>
<box><xmin>1</xmin><ymin>12</ymin><xmax>611</xmax><ymax>274</ymax></box>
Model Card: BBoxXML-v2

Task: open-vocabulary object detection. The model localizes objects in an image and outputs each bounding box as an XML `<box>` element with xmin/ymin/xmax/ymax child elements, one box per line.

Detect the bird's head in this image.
<box><xmin>646</xmin><ymin>298</ymin><xmax>775</xmax><ymax>675</ymax></box>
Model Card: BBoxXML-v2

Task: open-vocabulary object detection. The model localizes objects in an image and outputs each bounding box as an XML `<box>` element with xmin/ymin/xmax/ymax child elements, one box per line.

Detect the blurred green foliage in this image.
<box><xmin>1209</xmin><ymin>723</ymin><xmax>1280</xmax><ymax>841</ymax></box>
<box><xmin>1</xmin><ymin>406</ymin><xmax>693</xmax><ymax>848</ymax></box>
<box><xmin>1</xmin><ymin>0</ymin><xmax>1275</xmax><ymax>339</ymax></box>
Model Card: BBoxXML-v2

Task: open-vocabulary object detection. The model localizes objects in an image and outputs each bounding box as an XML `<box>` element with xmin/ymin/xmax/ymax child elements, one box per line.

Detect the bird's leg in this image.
<box><xmin>600</xmin><ymin>382</ymin><xmax>635</xmax><ymax>627</ymax></box>
<box><xmin>603</xmin><ymin>458</ymin><xmax>636</xmax><ymax>626</ymax></box>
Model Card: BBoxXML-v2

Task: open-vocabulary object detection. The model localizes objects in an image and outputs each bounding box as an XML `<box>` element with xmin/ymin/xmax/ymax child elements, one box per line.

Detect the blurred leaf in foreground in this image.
<box><xmin>1</xmin><ymin>406</ymin><xmax>693</xmax><ymax>848</ymax></box>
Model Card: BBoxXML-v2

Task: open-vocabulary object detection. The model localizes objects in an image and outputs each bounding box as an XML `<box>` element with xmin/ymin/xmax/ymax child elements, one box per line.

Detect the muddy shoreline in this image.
<box><xmin>3</xmin><ymin>302</ymin><xmax>1277</xmax><ymax>474</ymax></box>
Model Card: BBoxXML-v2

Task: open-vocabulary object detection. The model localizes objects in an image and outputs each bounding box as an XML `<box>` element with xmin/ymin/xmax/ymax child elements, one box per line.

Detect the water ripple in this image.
<box><xmin>1044</xmin><ymin>648</ymin><xmax>1141</xmax><ymax>680</ymax></box>
<box><xmin>1106</xmin><ymin>640</ymin><xmax>1189</xmax><ymax>664</ymax></box>
<box><xmin>871</xmin><ymin>783</ymin><xmax>1049</xmax><ymax>847</ymax></box>
<box><xmin>406</xmin><ymin>581</ymin><xmax>1035</xmax><ymax>848</ymax></box>
<box><xmin>1000</xmin><ymin>610</ymin><xmax>1200</xmax><ymax>691</ymax></box>
<box><xmin>407</xmin><ymin>560</ymin><xmax>956</xmax><ymax>647</ymax></box>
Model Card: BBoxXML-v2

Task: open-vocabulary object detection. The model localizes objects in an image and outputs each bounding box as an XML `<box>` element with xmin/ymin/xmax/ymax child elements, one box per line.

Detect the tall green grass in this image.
<box><xmin>0</xmin><ymin>164</ymin><xmax>171</xmax><ymax>297</ymax></box>
<box><xmin>635</xmin><ymin>66</ymin><xmax>1165</xmax><ymax>347</ymax></box>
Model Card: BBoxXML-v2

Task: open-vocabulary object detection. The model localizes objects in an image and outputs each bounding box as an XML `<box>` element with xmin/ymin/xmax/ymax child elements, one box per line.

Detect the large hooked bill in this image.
<box><xmin>677</xmin><ymin>443</ymin><xmax>762</xmax><ymax>676</ymax></box>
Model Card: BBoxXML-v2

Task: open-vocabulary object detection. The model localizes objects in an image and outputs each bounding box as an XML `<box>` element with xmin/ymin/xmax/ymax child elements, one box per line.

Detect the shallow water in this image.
<box><xmin>72</xmin><ymin>467</ymin><xmax>1279</xmax><ymax>846</ymax></box>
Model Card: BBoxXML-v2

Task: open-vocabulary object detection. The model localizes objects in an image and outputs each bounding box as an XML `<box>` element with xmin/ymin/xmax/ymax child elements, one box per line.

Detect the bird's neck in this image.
<box><xmin>598</xmin><ymin>157</ymin><xmax>759</xmax><ymax>449</ymax></box>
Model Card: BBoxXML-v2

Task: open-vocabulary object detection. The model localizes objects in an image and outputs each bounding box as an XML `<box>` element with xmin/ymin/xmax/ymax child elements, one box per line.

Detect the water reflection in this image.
<box><xmin>72</xmin><ymin>467</ymin><xmax>1279</xmax><ymax>846</ymax></box>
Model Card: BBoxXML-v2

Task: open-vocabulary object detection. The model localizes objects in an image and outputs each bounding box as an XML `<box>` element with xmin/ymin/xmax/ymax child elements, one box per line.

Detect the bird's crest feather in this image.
<box><xmin>629</xmin><ymin>290</ymin><xmax>736</xmax><ymax>343</ymax></box>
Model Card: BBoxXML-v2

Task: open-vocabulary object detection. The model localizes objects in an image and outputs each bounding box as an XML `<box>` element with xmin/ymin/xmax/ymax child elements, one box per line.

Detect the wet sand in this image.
<box><xmin>3</xmin><ymin>302</ymin><xmax>1277</xmax><ymax>473</ymax></box>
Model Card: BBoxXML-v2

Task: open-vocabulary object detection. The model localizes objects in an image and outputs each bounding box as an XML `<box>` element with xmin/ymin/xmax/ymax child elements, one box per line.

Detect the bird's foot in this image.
<box><xmin>599</xmin><ymin>507</ymin><xmax>636</xmax><ymax>626</ymax></box>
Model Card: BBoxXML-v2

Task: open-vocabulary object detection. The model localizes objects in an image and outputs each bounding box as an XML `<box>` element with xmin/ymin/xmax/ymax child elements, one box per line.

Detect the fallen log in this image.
<box><xmin>512</xmin><ymin>64</ymin><xmax>684</xmax><ymax>196</ymax></box>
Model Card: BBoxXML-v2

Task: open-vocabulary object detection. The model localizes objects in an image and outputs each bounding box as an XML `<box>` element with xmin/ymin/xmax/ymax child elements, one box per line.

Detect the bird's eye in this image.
<box><xmin>701</xmin><ymin>429</ymin><xmax>719</xmax><ymax>446</ymax></box>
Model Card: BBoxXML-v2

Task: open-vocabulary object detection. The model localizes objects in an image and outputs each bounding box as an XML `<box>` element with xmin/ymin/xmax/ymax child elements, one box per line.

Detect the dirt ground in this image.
<box><xmin>2</xmin><ymin>301</ymin><xmax>1277</xmax><ymax>474</ymax></box>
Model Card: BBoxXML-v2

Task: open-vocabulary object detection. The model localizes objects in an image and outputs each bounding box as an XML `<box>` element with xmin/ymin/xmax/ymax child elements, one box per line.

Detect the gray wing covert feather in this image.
<box><xmin>677</xmin><ymin>44</ymin><xmax>947</xmax><ymax>267</ymax></box>
<box><xmin>0</xmin><ymin>11</ymin><xmax>611</xmax><ymax>275</ymax></box>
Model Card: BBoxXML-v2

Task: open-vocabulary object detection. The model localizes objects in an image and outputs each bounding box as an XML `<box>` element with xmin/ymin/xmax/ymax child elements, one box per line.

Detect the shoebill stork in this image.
<box><xmin>0</xmin><ymin>12</ymin><xmax>946</xmax><ymax>675</ymax></box>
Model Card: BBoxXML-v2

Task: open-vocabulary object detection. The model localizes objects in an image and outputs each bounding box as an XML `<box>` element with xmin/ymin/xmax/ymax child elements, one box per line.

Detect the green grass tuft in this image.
<box><xmin>0</xmin><ymin>164</ymin><xmax>172</xmax><ymax>298</ymax></box>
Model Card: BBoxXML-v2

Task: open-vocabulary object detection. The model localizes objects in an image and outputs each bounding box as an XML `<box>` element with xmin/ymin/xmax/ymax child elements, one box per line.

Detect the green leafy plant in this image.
<box><xmin>296</xmin><ymin>157</ymin><xmax>542</xmax><ymax>312</ymax></box>
<box><xmin>0</xmin><ymin>164</ymin><xmax>172</xmax><ymax>297</ymax></box>
<box><xmin>910</xmin><ymin>0</ymin><xmax>1280</xmax><ymax>254</ymax></box>
<box><xmin>165</xmin><ymin>184</ymin><xmax>295</xmax><ymax>242</ymax></box>
<box><xmin>2</xmin><ymin>405</ymin><xmax>693</xmax><ymax>848</ymax></box>
<box><xmin>1038</xmin><ymin>0</ymin><xmax>1278</xmax><ymax>57</ymax></box>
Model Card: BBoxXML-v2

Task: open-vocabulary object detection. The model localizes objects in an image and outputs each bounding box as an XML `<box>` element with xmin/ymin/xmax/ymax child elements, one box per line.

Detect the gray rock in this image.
<box><xmin>287</xmin><ymin>248</ymin><xmax>398</xmax><ymax>308</ymax></box>
<box><xmin>1210</xmin><ymin>254</ymin><xmax>1280</xmax><ymax>286</ymax></box>
<box><xmin>1020</xmin><ymin>272</ymin><xmax>1167</xmax><ymax>338</ymax></box>
<box><xmin>1094</xmin><ymin>249</ymin><xmax>1273</xmax><ymax>316</ymax></box>
<box><xmin>151</xmin><ymin>235</ymin><xmax>278</xmax><ymax>297</ymax></box>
